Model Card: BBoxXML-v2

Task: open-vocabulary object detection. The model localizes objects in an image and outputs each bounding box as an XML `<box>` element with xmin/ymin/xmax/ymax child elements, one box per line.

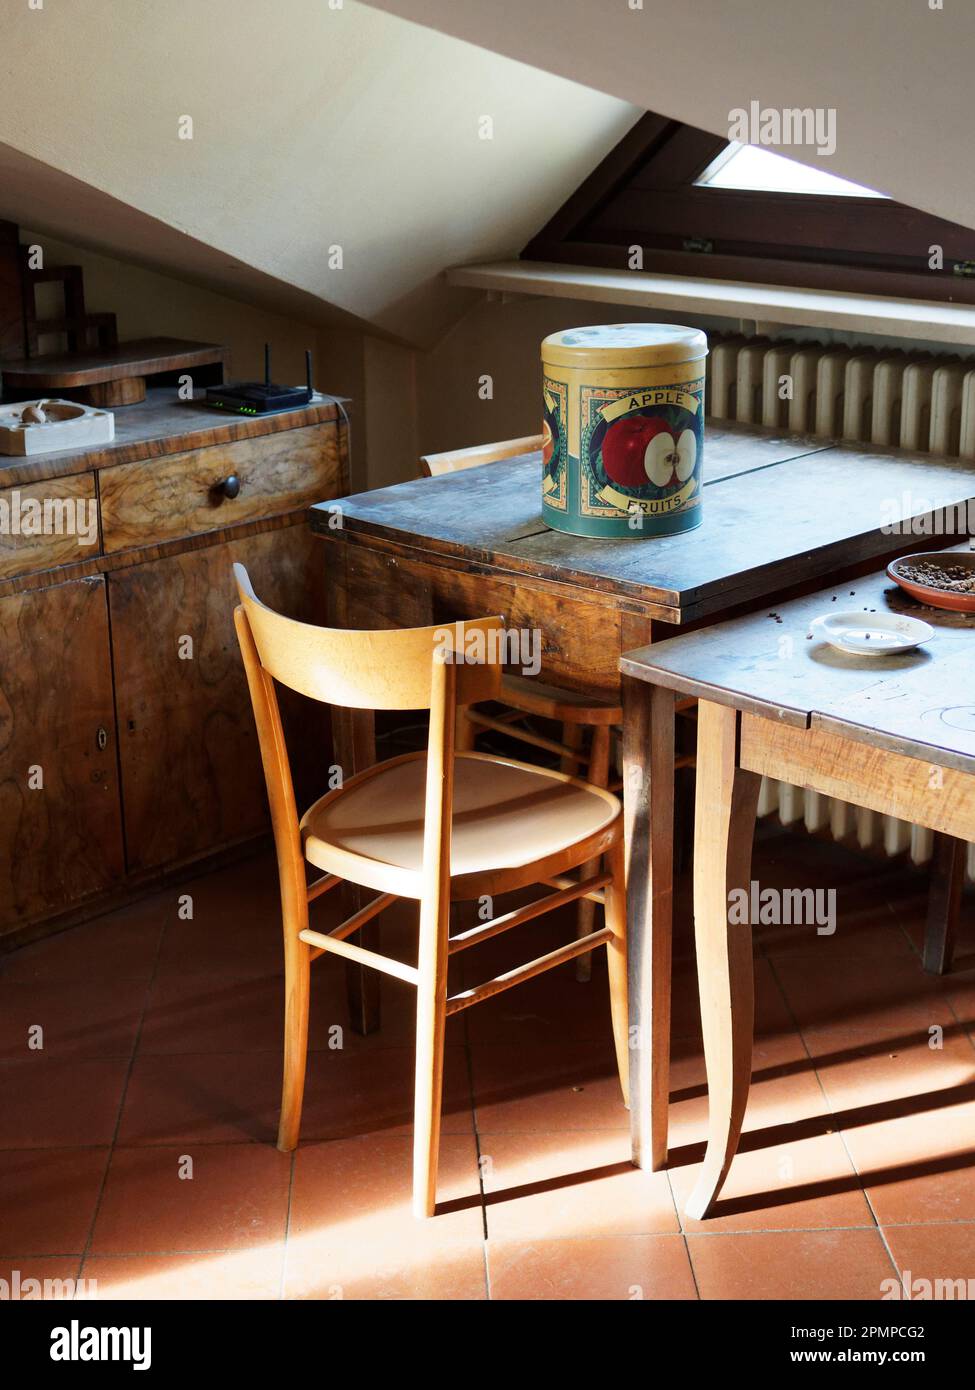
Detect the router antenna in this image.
<box><xmin>305</xmin><ymin>349</ymin><xmax>313</xmax><ymax>396</ymax></box>
<box><xmin>264</xmin><ymin>343</ymin><xmax>271</xmax><ymax>386</ymax></box>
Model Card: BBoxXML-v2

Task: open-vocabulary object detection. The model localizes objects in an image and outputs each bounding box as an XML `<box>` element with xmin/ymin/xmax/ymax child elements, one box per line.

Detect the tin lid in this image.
<box><xmin>541</xmin><ymin>323</ymin><xmax>708</xmax><ymax>369</ymax></box>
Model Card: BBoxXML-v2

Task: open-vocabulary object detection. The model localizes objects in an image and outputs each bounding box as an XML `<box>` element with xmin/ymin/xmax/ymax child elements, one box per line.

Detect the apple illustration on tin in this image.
<box><xmin>601</xmin><ymin>414</ymin><xmax>697</xmax><ymax>490</ymax></box>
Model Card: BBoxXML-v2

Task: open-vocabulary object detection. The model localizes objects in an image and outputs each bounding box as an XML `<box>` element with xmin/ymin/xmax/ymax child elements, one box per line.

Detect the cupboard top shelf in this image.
<box><xmin>0</xmin><ymin>388</ymin><xmax>345</xmax><ymax>488</ymax></box>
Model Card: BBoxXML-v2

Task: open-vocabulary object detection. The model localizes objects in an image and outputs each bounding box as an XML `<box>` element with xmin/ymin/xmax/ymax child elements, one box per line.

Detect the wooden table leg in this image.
<box><xmin>923</xmin><ymin>832</ymin><xmax>965</xmax><ymax>975</ymax></box>
<box><xmin>685</xmin><ymin>700</ymin><xmax>760</xmax><ymax>1220</ymax></box>
<box><xmin>623</xmin><ymin>676</ymin><xmax>675</xmax><ymax>1172</ymax></box>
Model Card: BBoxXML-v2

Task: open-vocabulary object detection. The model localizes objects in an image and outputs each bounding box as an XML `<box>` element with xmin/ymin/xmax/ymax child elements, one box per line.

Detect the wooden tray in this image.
<box><xmin>2</xmin><ymin>337</ymin><xmax>228</xmax><ymax>407</ymax></box>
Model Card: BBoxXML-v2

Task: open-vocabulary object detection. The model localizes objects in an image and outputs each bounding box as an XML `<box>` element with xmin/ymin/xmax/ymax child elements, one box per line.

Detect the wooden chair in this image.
<box><xmin>233</xmin><ymin>563</ymin><xmax>628</xmax><ymax>1218</ymax></box>
<box><xmin>420</xmin><ymin>435</ymin><xmax>624</xmax><ymax>978</ymax></box>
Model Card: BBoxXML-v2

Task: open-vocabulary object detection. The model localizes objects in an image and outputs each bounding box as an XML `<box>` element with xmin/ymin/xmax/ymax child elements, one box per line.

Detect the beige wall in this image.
<box><xmin>20</xmin><ymin>234</ymin><xmax>975</xmax><ymax>496</ymax></box>
<box><xmin>415</xmin><ymin>297</ymin><xmax>731</xmax><ymax>455</ymax></box>
<box><xmin>25</xmin><ymin>231</ymin><xmax>320</xmax><ymax>387</ymax></box>
<box><xmin>365</xmin><ymin>0</ymin><xmax>975</xmax><ymax>234</ymax></box>
<box><xmin>0</xmin><ymin>0</ymin><xmax>636</xmax><ymax>344</ymax></box>
<box><xmin>19</xmin><ymin>229</ymin><xmax>418</xmax><ymax>492</ymax></box>
<box><xmin>415</xmin><ymin>295</ymin><xmax>975</xmax><ymax>464</ymax></box>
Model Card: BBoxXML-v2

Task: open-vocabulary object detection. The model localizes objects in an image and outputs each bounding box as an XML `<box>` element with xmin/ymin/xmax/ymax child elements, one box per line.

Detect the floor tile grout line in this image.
<box><xmin>77</xmin><ymin>905</ymin><xmax>168</xmax><ymax>1274</ymax></box>
<box><xmin>16</xmin><ymin>1215</ymin><xmax>975</xmax><ymax>1266</ymax></box>
<box><xmin>937</xmin><ymin>969</ymin><xmax>975</xmax><ymax>1063</ymax></box>
<box><xmin>459</xmin><ymin>1005</ymin><xmax>491</xmax><ymax>1299</ymax></box>
<box><xmin>666</xmin><ymin>1167</ymin><xmax>703</xmax><ymax>1299</ymax></box>
<box><xmin>765</xmin><ymin>951</ymin><xmax>888</xmax><ymax>1239</ymax></box>
<box><xmin>461</xmin><ymin>1012</ymin><xmax>490</xmax><ymax>1222</ymax></box>
<box><xmin>772</xmin><ymin>943</ymin><xmax>972</xmax><ymax>1256</ymax></box>
<box><xmin>278</xmin><ymin>1150</ymin><xmax>297</xmax><ymax>1302</ymax></box>
<box><xmin>3</xmin><ymin>1222</ymin><xmax>901</xmax><ymax>1264</ymax></box>
<box><xmin>881</xmin><ymin>893</ymin><xmax>925</xmax><ymax>963</ymax></box>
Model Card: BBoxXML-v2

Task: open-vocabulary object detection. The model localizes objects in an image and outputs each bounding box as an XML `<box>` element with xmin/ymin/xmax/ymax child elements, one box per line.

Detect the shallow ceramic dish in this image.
<box><xmin>808</xmin><ymin>609</ymin><xmax>933</xmax><ymax>656</ymax></box>
<box><xmin>887</xmin><ymin>551</ymin><xmax>975</xmax><ymax>614</ymax></box>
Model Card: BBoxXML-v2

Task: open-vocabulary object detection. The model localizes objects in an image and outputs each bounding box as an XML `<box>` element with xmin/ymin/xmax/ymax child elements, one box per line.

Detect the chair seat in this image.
<box><xmin>301</xmin><ymin>751</ymin><xmax>620</xmax><ymax>899</ymax></box>
<box><xmin>500</xmin><ymin>673</ymin><xmax>622</xmax><ymax>725</ymax></box>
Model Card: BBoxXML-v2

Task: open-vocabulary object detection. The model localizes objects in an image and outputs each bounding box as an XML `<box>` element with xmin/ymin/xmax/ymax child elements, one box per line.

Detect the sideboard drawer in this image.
<box><xmin>99</xmin><ymin>421</ymin><xmax>342</xmax><ymax>552</ymax></box>
<box><xmin>0</xmin><ymin>473</ymin><xmax>99</xmax><ymax>580</ymax></box>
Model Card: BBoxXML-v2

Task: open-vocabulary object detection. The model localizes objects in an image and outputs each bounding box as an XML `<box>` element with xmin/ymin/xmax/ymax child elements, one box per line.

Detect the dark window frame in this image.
<box><xmin>524</xmin><ymin>114</ymin><xmax>975</xmax><ymax>305</ymax></box>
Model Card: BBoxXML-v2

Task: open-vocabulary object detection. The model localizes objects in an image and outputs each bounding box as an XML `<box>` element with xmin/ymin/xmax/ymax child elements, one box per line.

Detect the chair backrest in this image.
<box><xmin>233</xmin><ymin>563</ymin><xmax>507</xmax><ymax>900</ymax></box>
<box><xmin>234</xmin><ymin>563</ymin><xmax>503</xmax><ymax>712</ymax></box>
<box><xmin>420</xmin><ymin>433</ymin><xmax>545</xmax><ymax>478</ymax></box>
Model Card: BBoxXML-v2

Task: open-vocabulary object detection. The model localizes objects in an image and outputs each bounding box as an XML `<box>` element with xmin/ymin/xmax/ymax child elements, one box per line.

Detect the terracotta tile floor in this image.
<box><xmin>2</xmin><ymin>826</ymin><xmax>975</xmax><ymax>1300</ymax></box>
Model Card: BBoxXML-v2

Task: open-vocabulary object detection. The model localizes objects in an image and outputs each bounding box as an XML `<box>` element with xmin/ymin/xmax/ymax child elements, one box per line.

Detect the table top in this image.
<box><xmin>309</xmin><ymin>422</ymin><xmax>975</xmax><ymax>623</ymax></box>
<box><xmin>621</xmin><ymin>544</ymin><xmax>975</xmax><ymax>773</ymax></box>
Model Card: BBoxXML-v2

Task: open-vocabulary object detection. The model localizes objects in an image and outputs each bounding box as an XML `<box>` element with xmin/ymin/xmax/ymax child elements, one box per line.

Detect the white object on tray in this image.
<box><xmin>0</xmin><ymin>399</ymin><xmax>115</xmax><ymax>456</ymax></box>
<box><xmin>808</xmin><ymin>609</ymin><xmax>933</xmax><ymax>656</ymax></box>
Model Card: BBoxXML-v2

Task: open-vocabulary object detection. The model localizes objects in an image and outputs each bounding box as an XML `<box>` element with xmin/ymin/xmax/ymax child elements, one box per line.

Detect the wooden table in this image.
<box><xmin>310</xmin><ymin>423</ymin><xmax>975</xmax><ymax>1036</ymax></box>
<box><xmin>621</xmin><ymin>550</ymin><xmax>975</xmax><ymax>1217</ymax></box>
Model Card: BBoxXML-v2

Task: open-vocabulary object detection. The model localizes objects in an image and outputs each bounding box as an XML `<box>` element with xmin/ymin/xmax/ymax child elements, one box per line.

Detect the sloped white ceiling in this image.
<box><xmin>0</xmin><ymin>0</ymin><xmax>637</xmax><ymax>345</ymax></box>
<box><xmin>362</xmin><ymin>0</ymin><xmax>975</xmax><ymax>234</ymax></box>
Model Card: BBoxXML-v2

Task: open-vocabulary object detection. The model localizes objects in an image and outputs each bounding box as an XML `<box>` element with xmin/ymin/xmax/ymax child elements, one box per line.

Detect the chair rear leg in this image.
<box><xmin>413</xmin><ymin>892</ymin><xmax>449</xmax><ymax>1218</ymax></box>
<box><xmin>278</xmin><ymin>930</ymin><xmax>312</xmax><ymax>1152</ymax></box>
<box><xmin>604</xmin><ymin>835</ymin><xmax>630</xmax><ymax>1107</ymax></box>
<box><xmin>575</xmin><ymin>723</ymin><xmax>611</xmax><ymax>981</ymax></box>
<box><xmin>455</xmin><ymin>705</ymin><xmax>477</xmax><ymax>753</ymax></box>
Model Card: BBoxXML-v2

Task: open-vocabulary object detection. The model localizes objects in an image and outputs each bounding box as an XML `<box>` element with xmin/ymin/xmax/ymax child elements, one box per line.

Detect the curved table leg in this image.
<box><xmin>686</xmin><ymin>700</ymin><xmax>760</xmax><ymax>1220</ymax></box>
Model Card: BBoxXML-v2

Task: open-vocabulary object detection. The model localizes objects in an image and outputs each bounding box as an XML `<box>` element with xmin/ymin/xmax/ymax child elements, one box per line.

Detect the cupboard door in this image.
<box><xmin>0</xmin><ymin>576</ymin><xmax>124</xmax><ymax>934</ymax></box>
<box><xmin>109</xmin><ymin>523</ymin><xmax>329</xmax><ymax>873</ymax></box>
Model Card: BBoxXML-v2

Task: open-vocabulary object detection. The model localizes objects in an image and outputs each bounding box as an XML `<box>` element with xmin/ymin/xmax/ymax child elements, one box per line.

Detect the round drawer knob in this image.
<box><xmin>216</xmin><ymin>473</ymin><xmax>241</xmax><ymax>500</ymax></box>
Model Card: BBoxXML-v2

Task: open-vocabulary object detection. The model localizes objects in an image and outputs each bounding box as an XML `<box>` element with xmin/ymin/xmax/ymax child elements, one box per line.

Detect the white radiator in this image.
<box><xmin>705</xmin><ymin>334</ymin><xmax>975</xmax><ymax>879</ymax></box>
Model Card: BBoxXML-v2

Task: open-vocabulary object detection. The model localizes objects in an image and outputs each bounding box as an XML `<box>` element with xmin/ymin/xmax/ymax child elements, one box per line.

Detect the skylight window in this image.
<box><xmin>695</xmin><ymin>143</ymin><xmax>888</xmax><ymax>199</ymax></box>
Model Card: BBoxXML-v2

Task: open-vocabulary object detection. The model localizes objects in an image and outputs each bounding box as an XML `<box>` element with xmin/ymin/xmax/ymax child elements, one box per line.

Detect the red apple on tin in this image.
<box><xmin>603</xmin><ymin>416</ymin><xmax>697</xmax><ymax>489</ymax></box>
<box><xmin>602</xmin><ymin>416</ymin><xmax>672</xmax><ymax>488</ymax></box>
<box><xmin>541</xmin><ymin>418</ymin><xmax>554</xmax><ymax>468</ymax></box>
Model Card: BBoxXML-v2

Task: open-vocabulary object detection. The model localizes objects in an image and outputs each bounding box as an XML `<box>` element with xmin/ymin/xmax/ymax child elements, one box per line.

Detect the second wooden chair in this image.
<box><xmin>420</xmin><ymin>434</ymin><xmax>624</xmax><ymax>976</ymax></box>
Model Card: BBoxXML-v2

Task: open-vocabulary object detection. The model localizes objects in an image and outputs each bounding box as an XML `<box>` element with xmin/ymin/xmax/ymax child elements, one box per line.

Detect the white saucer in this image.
<box><xmin>808</xmin><ymin>610</ymin><xmax>933</xmax><ymax>656</ymax></box>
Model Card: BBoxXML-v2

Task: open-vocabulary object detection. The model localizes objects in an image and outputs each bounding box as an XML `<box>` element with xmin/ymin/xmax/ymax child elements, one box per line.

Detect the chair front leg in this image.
<box><xmin>413</xmin><ymin>890</ymin><xmax>450</xmax><ymax>1218</ymax></box>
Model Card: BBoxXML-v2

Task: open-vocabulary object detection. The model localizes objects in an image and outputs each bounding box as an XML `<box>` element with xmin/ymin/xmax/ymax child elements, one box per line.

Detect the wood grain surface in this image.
<box><xmin>100</xmin><ymin>421</ymin><xmax>343</xmax><ymax>552</ymax></box>
<box><xmin>621</xmin><ymin>547</ymin><xmax>975</xmax><ymax>772</ymax></box>
<box><xmin>1</xmin><ymin>337</ymin><xmax>227</xmax><ymax>387</ymax></box>
<box><xmin>312</xmin><ymin>426</ymin><xmax>975</xmax><ymax>623</ymax></box>
<box><xmin>110</xmin><ymin>524</ymin><xmax>330</xmax><ymax>874</ymax></box>
<box><xmin>0</xmin><ymin>388</ymin><xmax>344</xmax><ymax>490</ymax></box>
<box><xmin>0</xmin><ymin>576</ymin><xmax>123</xmax><ymax>931</ymax></box>
<box><xmin>0</xmin><ymin>472</ymin><xmax>98</xmax><ymax>580</ymax></box>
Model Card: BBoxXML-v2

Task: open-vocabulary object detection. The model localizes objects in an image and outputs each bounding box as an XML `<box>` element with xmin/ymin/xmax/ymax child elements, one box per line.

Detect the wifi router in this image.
<box><xmin>205</xmin><ymin>345</ymin><xmax>315</xmax><ymax>415</ymax></box>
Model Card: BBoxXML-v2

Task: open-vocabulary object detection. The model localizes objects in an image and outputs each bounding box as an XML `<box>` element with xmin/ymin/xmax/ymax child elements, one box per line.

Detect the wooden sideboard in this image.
<box><xmin>0</xmin><ymin>390</ymin><xmax>348</xmax><ymax>948</ymax></box>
